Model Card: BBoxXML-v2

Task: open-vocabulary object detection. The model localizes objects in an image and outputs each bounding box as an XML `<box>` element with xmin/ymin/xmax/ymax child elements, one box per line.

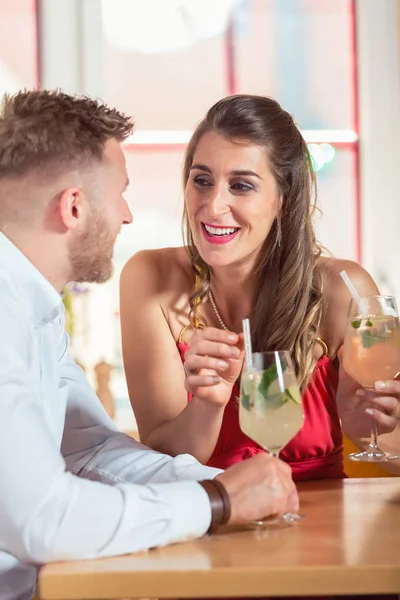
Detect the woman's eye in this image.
<box><xmin>193</xmin><ymin>177</ymin><xmax>212</xmax><ymax>187</ymax></box>
<box><xmin>231</xmin><ymin>182</ymin><xmax>254</xmax><ymax>192</ymax></box>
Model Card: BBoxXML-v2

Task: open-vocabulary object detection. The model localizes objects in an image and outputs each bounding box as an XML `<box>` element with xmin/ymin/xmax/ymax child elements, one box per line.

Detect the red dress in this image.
<box><xmin>178</xmin><ymin>342</ymin><xmax>344</xmax><ymax>481</ymax></box>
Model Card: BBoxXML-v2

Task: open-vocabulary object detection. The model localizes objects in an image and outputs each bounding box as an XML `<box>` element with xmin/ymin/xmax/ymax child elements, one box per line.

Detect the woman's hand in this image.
<box><xmin>183</xmin><ymin>327</ymin><xmax>244</xmax><ymax>406</ymax></box>
<box><xmin>358</xmin><ymin>379</ymin><xmax>400</xmax><ymax>433</ymax></box>
<box><xmin>338</xmin><ymin>356</ymin><xmax>400</xmax><ymax>438</ymax></box>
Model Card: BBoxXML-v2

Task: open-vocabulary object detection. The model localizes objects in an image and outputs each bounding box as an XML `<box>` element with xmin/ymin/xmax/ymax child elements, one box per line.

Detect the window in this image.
<box><xmin>72</xmin><ymin>0</ymin><xmax>360</xmax><ymax>428</ymax></box>
<box><xmin>0</xmin><ymin>0</ymin><xmax>38</xmax><ymax>94</ymax></box>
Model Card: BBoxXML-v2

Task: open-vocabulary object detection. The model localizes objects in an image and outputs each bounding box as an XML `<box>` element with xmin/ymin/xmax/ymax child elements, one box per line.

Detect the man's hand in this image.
<box><xmin>216</xmin><ymin>453</ymin><xmax>299</xmax><ymax>525</ymax></box>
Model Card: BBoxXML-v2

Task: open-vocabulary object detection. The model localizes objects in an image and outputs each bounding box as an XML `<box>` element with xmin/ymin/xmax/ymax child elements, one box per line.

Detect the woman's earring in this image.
<box><xmin>276</xmin><ymin>218</ymin><xmax>282</xmax><ymax>248</ymax></box>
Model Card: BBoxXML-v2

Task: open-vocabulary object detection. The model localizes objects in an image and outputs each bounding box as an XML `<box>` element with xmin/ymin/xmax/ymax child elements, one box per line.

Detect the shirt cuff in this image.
<box><xmin>149</xmin><ymin>480</ymin><xmax>212</xmax><ymax>542</ymax></box>
<box><xmin>101</xmin><ymin>480</ymin><xmax>213</xmax><ymax>557</ymax></box>
<box><xmin>168</xmin><ymin>453</ymin><xmax>224</xmax><ymax>482</ymax></box>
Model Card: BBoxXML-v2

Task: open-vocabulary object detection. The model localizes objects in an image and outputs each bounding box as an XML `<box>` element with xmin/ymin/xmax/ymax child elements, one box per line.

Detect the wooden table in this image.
<box><xmin>39</xmin><ymin>478</ymin><xmax>400</xmax><ymax>599</ymax></box>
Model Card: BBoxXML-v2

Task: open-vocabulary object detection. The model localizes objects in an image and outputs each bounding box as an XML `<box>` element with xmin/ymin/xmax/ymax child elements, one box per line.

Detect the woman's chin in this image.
<box><xmin>197</xmin><ymin>248</ymin><xmax>240</xmax><ymax>269</ymax></box>
<box><xmin>196</xmin><ymin>244</ymin><xmax>260</xmax><ymax>273</ymax></box>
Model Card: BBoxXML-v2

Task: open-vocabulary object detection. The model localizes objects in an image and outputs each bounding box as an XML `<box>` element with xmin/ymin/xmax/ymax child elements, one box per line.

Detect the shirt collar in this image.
<box><xmin>0</xmin><ymin>232</ymin><xmax>64</xmax><ymax>326</ymax></box>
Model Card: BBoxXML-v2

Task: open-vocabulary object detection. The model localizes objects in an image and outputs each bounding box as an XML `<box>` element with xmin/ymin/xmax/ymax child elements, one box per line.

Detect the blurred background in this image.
<box><xmin>1</xmin><ymin>0</ymin><xmax>399</xmax><ymax>431</ymax></box>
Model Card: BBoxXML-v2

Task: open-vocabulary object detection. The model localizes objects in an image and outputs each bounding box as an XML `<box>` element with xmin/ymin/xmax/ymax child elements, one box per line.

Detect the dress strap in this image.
<box><xmin>178</xmin><ymin>324</ymin><xmax>192</xmax><ymax>345</ymax></box>
<box><xmin>315</xmin><ymin>336</ymin><xmax>329</xmax><ymax>356</ymax></box>
<box><xmin>316</xmin><ymin>336</ymin><xmax>340</xmax><ymax>370</ymax></box>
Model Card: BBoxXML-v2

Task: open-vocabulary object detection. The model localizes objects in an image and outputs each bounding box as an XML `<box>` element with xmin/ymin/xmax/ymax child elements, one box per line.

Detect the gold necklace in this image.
<box><xmin>208</xmin><ymin>289</ymin><xmax>229</xmax><ymax>331</ymax></box>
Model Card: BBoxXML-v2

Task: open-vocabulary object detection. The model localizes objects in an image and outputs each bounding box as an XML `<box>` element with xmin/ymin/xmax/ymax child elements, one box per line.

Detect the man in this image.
<box><xmin>0</xmin><ymin>90</ymin><xmax>298</xmax><ymax>600</ymax></box>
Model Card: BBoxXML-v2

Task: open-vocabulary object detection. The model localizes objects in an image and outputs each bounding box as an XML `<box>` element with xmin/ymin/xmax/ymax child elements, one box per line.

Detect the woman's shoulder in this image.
<box><xmin>316</xmin><ymin>256</ymin><xmax>379</xmax><ymax>351</ymax></box>
<box><xmin>120</xmin><ymin>246</ymin><xmax>193</xmax><ymax>295</ymax></box>
<box><xmin>317</xmin><ymin>256</ymin><xmax>378</xmax><ymax>302</ymax></box>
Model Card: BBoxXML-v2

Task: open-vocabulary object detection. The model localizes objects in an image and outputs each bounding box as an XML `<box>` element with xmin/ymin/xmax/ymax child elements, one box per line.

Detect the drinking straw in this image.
<box><xmin>242</xmin><ymin>318</ymin><xmax>253</xmax><ymax>371</ymax></box>
<box><xmin>275</xmin><ymin>351</ymin><xmax>285</xmax><ymax>392</ymax></box>
<box><xmin>339</xmin><ymin>270</ymin><xmax>368</xmax><ymax>315</ymax></box>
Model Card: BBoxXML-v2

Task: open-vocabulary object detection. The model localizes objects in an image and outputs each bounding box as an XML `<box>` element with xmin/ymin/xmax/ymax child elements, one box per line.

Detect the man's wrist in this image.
<box><xmin>198</xmin><ymin>478</ymin><xmax>231</xmax><ymax>533</ymax></box>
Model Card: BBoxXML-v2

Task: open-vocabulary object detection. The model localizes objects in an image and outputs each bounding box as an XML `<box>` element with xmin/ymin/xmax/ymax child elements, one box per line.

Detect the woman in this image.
<box><xmin>120</xmin><ymin>94</ymin><xmax>400</xmax><ymax>479</ymax></box>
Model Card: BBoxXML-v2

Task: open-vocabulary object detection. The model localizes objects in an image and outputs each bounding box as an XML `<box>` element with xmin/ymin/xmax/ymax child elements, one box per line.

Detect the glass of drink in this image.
<box><xmin>239</xmin><ymin>351</ymin><xmax>305</xmax><ymax>523</ymax></box>
<box><xmin>342</xmin><ymin>295</ymin><xmax>400</xmax><ymax>461</ymax></box>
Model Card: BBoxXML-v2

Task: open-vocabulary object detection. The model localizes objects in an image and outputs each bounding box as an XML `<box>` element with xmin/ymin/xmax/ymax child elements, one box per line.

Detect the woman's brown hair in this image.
<box><xmin>182</xmin><ymin>94</ymin><xmax>323</xmax><ymax>391</ymax></box>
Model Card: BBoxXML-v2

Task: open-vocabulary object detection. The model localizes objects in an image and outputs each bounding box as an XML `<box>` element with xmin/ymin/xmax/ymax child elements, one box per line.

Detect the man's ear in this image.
<box><xmin>59</xmin><ymin>187</ymin><xmax>85</xmax><ymax>230</ymax></box>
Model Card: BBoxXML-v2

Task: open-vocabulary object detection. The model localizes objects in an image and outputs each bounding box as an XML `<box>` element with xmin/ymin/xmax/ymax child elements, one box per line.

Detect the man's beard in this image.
<box><xmin>68</xmin><ymin>212</ymin><xmax>116</xmax><ymax>284</ymax></box>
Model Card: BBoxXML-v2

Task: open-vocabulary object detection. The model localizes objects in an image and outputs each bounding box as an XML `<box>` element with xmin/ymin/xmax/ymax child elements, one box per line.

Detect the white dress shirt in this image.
<box><xmin>0</xmin><ymin>233</ymin><xmax>221</xmax><ymax>600</ymax></box>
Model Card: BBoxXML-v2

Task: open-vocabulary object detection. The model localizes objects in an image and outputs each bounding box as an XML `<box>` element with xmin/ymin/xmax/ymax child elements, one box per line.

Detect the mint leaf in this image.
<box><xmin>258</xmin><ymin>362</ymin><xmax>287</xmax><ymax>396</ymax></box>
<box><xmin>361</xmin><ymin>329</ymin><xmax>388</xmax><ymax>348</ymax></box>
<box><xmin>241</xmin><ymin>392</ymin><xmax>251</xmax><ymax>411</ymax></box>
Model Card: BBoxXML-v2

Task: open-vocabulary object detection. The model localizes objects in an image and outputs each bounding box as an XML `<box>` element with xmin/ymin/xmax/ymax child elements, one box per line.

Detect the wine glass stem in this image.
<box><xmin>268</xmin><ymin>450</ymin><xmax>304</xmax><ymax>522</ymax></box>
<box><xmin>365</xmin><ymin>388</ymin><xmax>383</xmax><ymax>453</ymax></box>
<box><xmin>369</xmin><ymin>419</ymin><xmax>380</xmax><ymax>451</ymax></box>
